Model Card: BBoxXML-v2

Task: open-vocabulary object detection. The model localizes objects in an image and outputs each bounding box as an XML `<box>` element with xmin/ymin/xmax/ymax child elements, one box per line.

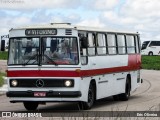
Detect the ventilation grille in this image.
<box><xmin>65</xmin><ymin>29</ymin><xmax>72</xmax><ymax>35</ymax></box>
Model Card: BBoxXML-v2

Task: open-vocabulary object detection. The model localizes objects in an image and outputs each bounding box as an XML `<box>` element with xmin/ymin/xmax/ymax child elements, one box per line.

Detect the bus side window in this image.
<box><xmin>97</xmin><ymin>33</ymin><xmax>106</xmax><ymax>55</ymax></box>
<box><xmin>88</xmin><ymin>33</ymin><xmax>96</xmax><ymax>56</ymax></box>
<box><xmin>158</xmin><ymin>41</ymin><xmax>160</xmax><ymax>46</ymax></box>
<box><xmin>126</xmin><ymin>35</ymin><xmax>136</xmax><ymax>54</ymax></box>
<box><xmin>80</xmin><ymin>36</ymin><xmax>88</xmax><ymax>65</ymax></box>
<box><xmin>149</xmin><ymin>41</ymin><xmax>157</xmax><ymax>47</ymax></box>
<box><xmin>117</xmin><ymin>34</ymin><xmax>126</xmax><ymax>54</ymax></box>
<box><xmin>149</xmin><ymin>41</ymin><xmax>153</xmax><ymax>47</ymax></box>
<box><xmin>107</xmin><ymin>34</ymin><xmax>117</xmax><ymax>55</ymax></box>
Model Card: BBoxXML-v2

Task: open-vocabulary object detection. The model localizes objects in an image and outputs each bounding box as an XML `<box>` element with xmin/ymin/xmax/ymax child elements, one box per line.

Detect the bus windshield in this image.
<box><xmin>8</xmin><ymin>37</ymin><xmax>78</xmax><ymax>65</ymax></box>
<box><xmin>141</xmin><ymin>41</ymin><xmax>150</xmax><ymax>50</ymax></box>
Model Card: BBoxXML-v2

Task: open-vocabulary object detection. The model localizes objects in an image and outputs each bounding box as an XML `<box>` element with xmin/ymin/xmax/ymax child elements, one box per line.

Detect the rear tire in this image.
<box><xmin>148</xmin><ymin>52</ymin><xmax>153</xmax><ymax>56</ymax></box>
<box><xmin>23</xmin><ymin>102</ymin><xmax>39</xmax><ymax>111</ymax></box>
<box><xmin>79</xmin><ymin>83</ymin><xmax>95</xmax><ymax>110</ymax></box>
<box><xmin>119</xmin><ymin>79</ymin><xmax>131</xmax><ymax>101</ymax></box>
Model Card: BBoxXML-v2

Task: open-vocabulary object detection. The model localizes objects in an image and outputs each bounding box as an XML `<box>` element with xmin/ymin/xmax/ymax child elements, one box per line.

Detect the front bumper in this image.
<box><xmin>6</xmin><ymin>91</ymin><xmax>81</xmax><ymax>98</ymax></box>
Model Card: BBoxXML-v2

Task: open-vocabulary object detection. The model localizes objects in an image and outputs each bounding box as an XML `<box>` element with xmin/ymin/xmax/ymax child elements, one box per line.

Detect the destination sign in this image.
<box><xmin>25</xmin><ymin>29</ymin><xmax>57</xmax><ymax>35</ymax></box>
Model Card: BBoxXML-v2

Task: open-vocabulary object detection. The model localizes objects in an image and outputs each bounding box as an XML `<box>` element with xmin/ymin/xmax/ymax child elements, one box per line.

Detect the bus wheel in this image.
<box><xmin>113</xmin><ymin>95</ymin><xmax>119</xmax><ymax>101</ymax></box>
<box><xmin>119</xmin><ymin>79</ymin><xmax>131</xmax><ymax>101</ymax></box>
<box><xmin>23</xmin><ymin>102</ymin><xmax>39</xmax><ymax>110</ymax></box>
<box><xmin>148</xmin><ymin>52</ymin><xmax>153</xmax><ymax>56</ymax></box>
<box><xmin>80</xmin><ymin>83</ymin><xmax>95</xmax><ymax>110</ymax></box>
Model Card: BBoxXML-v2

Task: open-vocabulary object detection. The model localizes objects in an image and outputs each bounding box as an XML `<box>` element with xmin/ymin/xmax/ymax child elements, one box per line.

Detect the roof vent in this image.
<box><xmin>65</xmin><ymin>29</ymin><xmax>72</xmax><ymax>35</ymax></box>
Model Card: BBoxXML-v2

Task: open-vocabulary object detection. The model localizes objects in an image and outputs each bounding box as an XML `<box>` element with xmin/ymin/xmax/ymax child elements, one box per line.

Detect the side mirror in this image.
<box><xmin>80</xmin><ymin>37</ymin><xmax>88</xmax><ymax>48</ymax></box>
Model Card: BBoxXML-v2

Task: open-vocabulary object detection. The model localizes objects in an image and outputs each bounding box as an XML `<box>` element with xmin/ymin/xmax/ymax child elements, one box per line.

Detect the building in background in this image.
<box><xmin>0</xmin><ymin>35</ymin><xmax>9</xmax><ymax>51</ymax></box>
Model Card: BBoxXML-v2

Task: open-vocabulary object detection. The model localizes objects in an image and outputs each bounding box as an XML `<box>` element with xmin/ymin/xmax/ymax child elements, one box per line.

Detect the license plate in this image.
<box><xmin>34</xmin><ymin>92</ymin><xmax>46</xmax><ymax>97</ymax></box>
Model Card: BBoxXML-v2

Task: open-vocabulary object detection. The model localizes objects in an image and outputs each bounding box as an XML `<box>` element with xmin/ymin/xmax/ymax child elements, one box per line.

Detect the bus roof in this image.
<box><xmin>11</xmin><ymin>23</ymin><xmax>139</xmax><ymax>35</ymax></box>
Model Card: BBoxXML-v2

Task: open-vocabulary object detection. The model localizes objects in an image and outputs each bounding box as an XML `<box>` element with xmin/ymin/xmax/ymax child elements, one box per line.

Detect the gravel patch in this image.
<box><xmin>0</xmin><ymin>60</ymin><xmax>7</xmax><ymax>73</ymax></box>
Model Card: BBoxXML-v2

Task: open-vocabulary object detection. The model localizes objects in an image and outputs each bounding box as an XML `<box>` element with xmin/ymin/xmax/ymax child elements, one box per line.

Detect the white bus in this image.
<box><xmin>6</xmin><ymin>23</ymin><xmax>142</xmax><ymax>110</ymax></box>
<box><xmin>141</xmin><ymin>41</ymin><xmax>160</xmax><ymax>55</ymax></box>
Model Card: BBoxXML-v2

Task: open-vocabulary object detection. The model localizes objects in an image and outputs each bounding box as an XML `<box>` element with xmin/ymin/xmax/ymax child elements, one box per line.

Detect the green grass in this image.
<box><xmin>142</xmin><ymin>56</ymin><xmax>160</xmax><ymax>70</ymax></box>
<box><xmin>0</xmin><ymin>51</ymin><xmax>8</xmax><ymax>60</ymax></box>
<box><xmin>0</xmin><ymin>72</ymin><xmax>6</xmax><ymax>87</ymax></box>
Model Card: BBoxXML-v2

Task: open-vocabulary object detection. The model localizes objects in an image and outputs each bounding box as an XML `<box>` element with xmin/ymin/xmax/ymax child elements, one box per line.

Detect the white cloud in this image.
<box><xmin>92</xmin><ymin>0</ymin><xmax>119</xmax><ymax>10</ymax></box>
<box><xmin>0</xmin><ymin>0</ymin><xmax>81</xmax><ymax>10</ymax></box>
<box><xmin>103</xmin><ymin>11</ymin><xmax>118</xmax><ymax>21</ymax></box>
<box><xmin>103</xmin><ymin>11</ymin><xmax>138</xmax><ymax>25</ymax></box>
<box><xmin>76</xmin><ymin>18</ymin><xmax>105</xmax><ymax>28</ymax></box>
<box><xmin>11</xmin><ymin>16</ymin><xmax>31</xmax><ymax>26</ymax></box>
<box><xmin>0</xmin><ymin>28</ymin><xmax>9</xmax><ymax>36</ymax></box>
<box><xmin>155</xmin><ymin>35</ymin><xmax>160</xmax><ymax>40</ymax></box>
<box><xmin>0</xmin><ymin>16</ymin><xmax>31</xmax><ymax>28</ymax></box>
<box><xmin>121</xmin><ymin>0</ymin><xmax>160</xmax><ymax>18</ymax></box>
<box><xmin>0</xmin><ymin>15</ymin><xmax>32</xmax><ymax>38</ymax></box>
<box><xmin>100</xmin><ymin>0</ymin><xmax>160</xmax><ymax>40</ymax></box>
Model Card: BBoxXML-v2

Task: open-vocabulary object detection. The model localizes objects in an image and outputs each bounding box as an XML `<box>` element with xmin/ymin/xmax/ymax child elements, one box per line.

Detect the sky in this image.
<box><xmin>0</xmin><ymin>0</ymin><xmax>160</xmax><ymax>43</ymax></box>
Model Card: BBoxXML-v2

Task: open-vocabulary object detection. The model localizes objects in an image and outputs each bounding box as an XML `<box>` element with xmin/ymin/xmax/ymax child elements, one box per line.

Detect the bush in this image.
<box><xmin>0</xmin><ymin>51</ymin><xmax>8</xmax><ymax>60</ymax></box>
<box><xmin>0</xmin><ymin>72</ymin><xmax>6</xmax><ymax>87</ymax></box>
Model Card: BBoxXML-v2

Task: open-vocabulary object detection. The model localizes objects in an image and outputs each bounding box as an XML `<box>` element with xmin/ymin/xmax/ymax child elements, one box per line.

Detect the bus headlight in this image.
<box><xmin>64</xmin><ymin>80</ymin><xmax>72</xmax><ymax>87</ymax></box>
<box><xmin>11</xmin><ymin>80</ymin><xmax>18</xmax><ymax>87</ymax></box>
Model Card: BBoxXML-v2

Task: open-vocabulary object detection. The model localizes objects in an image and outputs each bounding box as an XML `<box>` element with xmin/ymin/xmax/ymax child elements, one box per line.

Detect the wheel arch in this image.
<box><xmin>126</xmin><ymin>74</ymin><xmax>131</xmax><ymax>90</ymax></box>
<box><xmin>90</xmin><ymin>79</ymin><xmax>97</xmax><ymax>100</ymax></box>
<box><xmin>148</xmin><ymin>51</ymin><xmax>153</xmax><ymax>55</ymax></box>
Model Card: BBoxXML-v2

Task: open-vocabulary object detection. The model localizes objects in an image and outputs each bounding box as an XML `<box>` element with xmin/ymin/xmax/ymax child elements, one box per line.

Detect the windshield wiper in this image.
<box><xmin>23</xmin><ymin>54</ymin><xmax>39</xmax><ymax>66</ymax></box>
<box><xmin>43</xmin><ymin>54</ymin><xmax>58</xmax><ymax>66</ymax></box>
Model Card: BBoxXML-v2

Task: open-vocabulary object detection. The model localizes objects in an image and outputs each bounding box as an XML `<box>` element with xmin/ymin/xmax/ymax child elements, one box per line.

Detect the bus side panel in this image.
<box><xmin>80</xmin><ymin>54</ymin><xmax>141</xmax><ymax>100</ymax></box>
<box><xmin>96</xmin><ymin>74</ymin><xmax>114</xmax><ymax>99</ymax></box>
<box><xmin>79</xmin><ymin>77</ymin><xmax>94</xmax><ymax>102</ymax></box>
<box><xmin>80</xmin><ymin>55</ymin><xmax>129</xmax><ymax>100</ymax></box>
<box><xmin>130</xmin><ymin>70</ymin><xmax>141</xmax><ymax>92</ymax></box>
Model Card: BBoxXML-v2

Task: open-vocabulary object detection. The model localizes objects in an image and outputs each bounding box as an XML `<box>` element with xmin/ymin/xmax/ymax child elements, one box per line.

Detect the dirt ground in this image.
<box><xmin>0</xmin><ymin>60</ymin><xmax>7</xmax><ymax>73</ymax></box>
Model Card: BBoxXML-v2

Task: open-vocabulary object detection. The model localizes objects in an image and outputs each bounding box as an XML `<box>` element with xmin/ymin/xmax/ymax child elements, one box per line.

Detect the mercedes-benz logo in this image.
<box><xmin>36</xmin><ymin>79</ymin><xmax>44</xmax><ymax>87</ymax></box>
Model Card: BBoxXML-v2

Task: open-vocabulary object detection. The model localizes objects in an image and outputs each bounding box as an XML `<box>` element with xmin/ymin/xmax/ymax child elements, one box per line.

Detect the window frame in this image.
<box><xmin>117</xmin><ymin>34</ymin><xmax>127</xmax><ymax>55</ymax></box>
<box><xmin>87</xmin><ymin>32</ymin><xmax>96</xmax><ymax>56</ymax></box>
<box><xmin>125</xmin><ymin>34</ymin><xmax>136</xmax><ymax>54</ymax></box>
<box><xmin>96</xmin><ymin>32</ymin><xmax>107</xmax><ymax>56</ymax></box>
<box><xmin>106</xmin><ymin>33</ymin><xmax>117</xmax><ymax>55</ymax></box>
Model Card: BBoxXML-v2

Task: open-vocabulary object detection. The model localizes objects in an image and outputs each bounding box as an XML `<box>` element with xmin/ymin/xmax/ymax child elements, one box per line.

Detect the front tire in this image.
<box><xmin>23</xmin><ymin>102</ymin><xmax>39</xmax><ymax>111</ymax></box>
<box><xmin>80</xmin><ymin>83</ymin><xmax>95</xmax><ymax>110</ymax></box>
<box><xmin>113</xmin><ymin>95</ymin><xmax>119</xmax><ymax>101</ymax></box>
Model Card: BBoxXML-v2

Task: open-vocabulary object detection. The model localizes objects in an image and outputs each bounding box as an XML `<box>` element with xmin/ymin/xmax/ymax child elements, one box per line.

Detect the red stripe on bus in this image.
<box><xmin>7</xmin><ymin>70</ymin><xmax>80</xmax><ymax>77</ymax></box>
<box><xmin>7</xmin><ymin>55</ymin><xmax>141</xmax><ymax>77</ymax></box>
<box><xmin>7</xmin><ymin>66</ymin><xmax>140</xmax><ymax>77</ymax></box>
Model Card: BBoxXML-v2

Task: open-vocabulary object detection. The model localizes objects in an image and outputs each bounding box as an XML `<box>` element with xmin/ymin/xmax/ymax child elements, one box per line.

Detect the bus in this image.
<box><xmin>141</xmin><ymin>41</ymin><xmax>160</xmax><ymax>55</ymax></box>
<box><xmin>6</xmin><ymin>23</ymin><xmax>142</xmax><ymax>110</ymax></box>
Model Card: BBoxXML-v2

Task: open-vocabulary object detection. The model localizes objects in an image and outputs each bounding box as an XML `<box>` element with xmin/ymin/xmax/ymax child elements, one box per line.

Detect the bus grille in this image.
<box><xmin>9</xmin><ymin>79</ymin><xmax>74</xmax><ymax>88</ymax></box>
